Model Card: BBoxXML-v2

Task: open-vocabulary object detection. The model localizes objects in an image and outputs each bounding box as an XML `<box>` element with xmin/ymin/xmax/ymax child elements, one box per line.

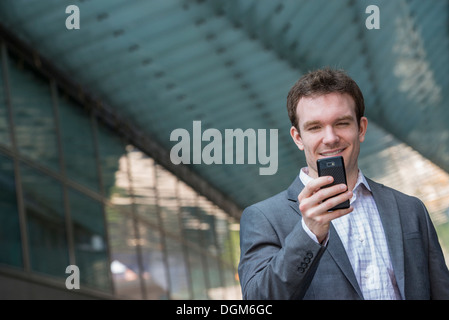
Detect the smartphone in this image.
<box><xmin>317</xmin><ymin>156</ymin><xmax>350</xmax><ymax>211</ymax></box>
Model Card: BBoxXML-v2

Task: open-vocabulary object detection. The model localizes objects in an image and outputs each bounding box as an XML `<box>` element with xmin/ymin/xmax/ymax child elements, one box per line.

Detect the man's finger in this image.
<box><xmin>308</xmin><ymin>183</ymin><xmax>348</xmax><ymax>205</ymax></box>
<box><xmin>298</xmin><ymin>176</ymin><xmax>334</xmax><ymax>201</ymax></box>
<box><xmin>317</xmin><ymin>190</ymin><xmax>353</xmax><ymax>213</ymax></box>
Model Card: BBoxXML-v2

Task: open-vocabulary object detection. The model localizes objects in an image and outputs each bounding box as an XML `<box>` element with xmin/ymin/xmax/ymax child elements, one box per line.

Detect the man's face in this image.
<box><xmin>290</xmin><ymin>92</ymin><xmax>368</xmax><ymax>186</ymax></box>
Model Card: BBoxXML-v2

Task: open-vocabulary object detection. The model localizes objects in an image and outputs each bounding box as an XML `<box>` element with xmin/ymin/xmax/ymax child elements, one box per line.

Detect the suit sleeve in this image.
<box><xmin>422</xmin><ymin>201</ymin><xmax>449</xmax><ymax>299</ymax></box>
<box><xmin>238</xmin><ymin>204</ymin><xmax>326</xmax><ymax>300</ymax></box>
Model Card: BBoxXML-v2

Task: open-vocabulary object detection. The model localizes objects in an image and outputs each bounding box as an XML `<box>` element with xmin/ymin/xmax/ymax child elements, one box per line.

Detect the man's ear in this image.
<box><xmin>290</xmin><ymin>126</ymin><xmax>304</xmax><ymax>150</ymax></box>
<box><xmin>359</xmin><ymin>117</ymin><xmax>368</xmax><ymax>143</ymax></box>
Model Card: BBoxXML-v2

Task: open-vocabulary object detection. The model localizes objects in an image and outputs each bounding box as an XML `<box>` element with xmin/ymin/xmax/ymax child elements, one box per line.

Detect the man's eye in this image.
<box><xmin>337</xmin><ymin>122</ymin><xmax>349</xmax><ymax>127</ymax></box>
<box><xmin>308</xmin><ymin>126</ymin><xmax>320</xmax><ymax>131</ymax></box>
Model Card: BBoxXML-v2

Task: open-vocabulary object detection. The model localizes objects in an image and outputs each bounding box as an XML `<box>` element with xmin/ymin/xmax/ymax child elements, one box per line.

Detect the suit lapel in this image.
<box><xmin>366</xmin><ymin>178</ymin><xmax>405</xmax><ymax>299</ymax></box>
<box><xmin>287</xmin><ymin>176</ymin><xmax>363</xmax><ymax>298</ymax></box>
<box><xmin>326</xmin><ymin>224</ymin><xmax>364</xmax><ymax>298</ymax></box>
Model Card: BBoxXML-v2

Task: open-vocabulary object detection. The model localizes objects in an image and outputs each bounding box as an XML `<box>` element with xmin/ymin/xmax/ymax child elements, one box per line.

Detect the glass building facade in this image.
<box><xmin>0</xmin><ymin>42</ymin><xmax>241</xmax><ymax>300</ymax></box>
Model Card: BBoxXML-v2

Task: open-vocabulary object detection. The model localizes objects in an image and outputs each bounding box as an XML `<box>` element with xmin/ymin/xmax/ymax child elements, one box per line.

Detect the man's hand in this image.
<box><xmin>298</xmin><ymin>176</ymin><xmax>353</xmax><ymax>243</ymax></box>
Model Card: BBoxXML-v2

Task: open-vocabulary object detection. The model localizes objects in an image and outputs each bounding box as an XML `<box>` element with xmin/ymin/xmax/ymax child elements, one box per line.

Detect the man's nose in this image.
<box><xmin>322</xmin><ymin>126</ymin><xmax>340</xmax><ymax>145</ymax></box>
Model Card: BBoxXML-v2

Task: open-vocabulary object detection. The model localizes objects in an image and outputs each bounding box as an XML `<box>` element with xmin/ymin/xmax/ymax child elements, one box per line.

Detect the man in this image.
<box><xmin>238</xmin><ymin>67</ymin><xmax>449</xmax><ymax>300</ymax></box>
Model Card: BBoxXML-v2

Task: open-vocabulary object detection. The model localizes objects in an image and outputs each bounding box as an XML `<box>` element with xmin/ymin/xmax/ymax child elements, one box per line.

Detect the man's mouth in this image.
<box><xmin>319</xmin><ymin>148</ymin><xmax>345</xmax><ymax>157</ymax></box>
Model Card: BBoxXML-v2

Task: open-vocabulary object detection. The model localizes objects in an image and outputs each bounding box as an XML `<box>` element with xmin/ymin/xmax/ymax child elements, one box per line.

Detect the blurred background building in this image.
<box><xmin>0</xmin><ymin>0</ymin><xmax>448</xmax><ymax>299</ymax></box>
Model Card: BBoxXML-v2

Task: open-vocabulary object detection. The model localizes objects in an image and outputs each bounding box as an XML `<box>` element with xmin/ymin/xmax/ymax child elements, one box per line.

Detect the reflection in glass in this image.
<box><xmin>165</xmin><ymin>236</ymin><xmax>190</xmax><ymax>299</ymax></box>
<box><xmin>1</xmin><ymin>39</ymin><xmax>243</xmax><ymax>299</ymax></box>
<box><xmin>20</xmin><ymin>163</ymin><xmax>69</xmax><ymax>277</ymax></box>
<box><xmin>8</xmin><ymin>55</ymin><xmax>59</xmax><ymax>170</ymax></box>
<box><xmin>58</xmin><ymin>91</ymin><xmax>99</xmax><ymax>191</ymax></box>
<box><xmin>187</xmin><ymin>248</ymin><xmax>208</xmax><ymax>299</ymax></box>
<box><xmin>0</xmin><ymin>57</ymin><xmax>11</xmax><ymax>147</ymax></box>
<box><xmin>96</xmin><ymin>122</ymin><xmax>125</xmax><ymax>200</ymax></box>
<box><xmin>0</xmin><ymin>153</ymin><xmax>22</xmax><ymax>268</ymax></box>
<box><xmin>122</xmin><ymin>149</ymin><xmax>170</xmax><ymax>299</ymax></box>
<box><xmin>68</xmin><ymin>188</ymin><xmax>111</xmax><ymax>292</ymax></box>
<box><xmin>128</xmin><ymin>152</ymin><xmax>159</xmax><ymax>225</ymax></box>
<box><xmin>138</xmin><ymin>223</ymin><xmax>169</xmax><ymax>299</ymax></box>
<box><xmin>107</xmin><ymin>204</ymin><xmax>141</xmax><ymax>299</ymax></box>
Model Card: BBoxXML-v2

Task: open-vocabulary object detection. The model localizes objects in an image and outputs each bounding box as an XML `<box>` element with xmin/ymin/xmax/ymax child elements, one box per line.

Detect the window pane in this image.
<box><xmin>20</xmin><ymin>164</ymin><xmax>69</xmax><ymax>277</ymax></box>
<box><xmin>0</xmin><ymin>152</ymin><xmax>22</xmax><ymax>268</ymax></box>
<box><xmin>128</xmin><ymin>151</ymin><xmax>159</xmax><ymax>225</ymax></box>
<box><xmin>156</xmin><ymin>164</ymin><xmax>191</xmax><ymax>299</ymax></box>
<box><xmin>124</xmin><ymin>150</ymin><xmax>169</xmax><ymax>299</ymax></box>
<box><xmin>0</xmin><ymin>55</ymin><xmax>11</xmax><ymax>147</ymax></box>
<box><xmin>188</xmin><ymin>248</ymin><xmax>208</xmax><ymax>299</ymax></box>
<box><xmin>165</xmin><ymin>236</ymin><xmax>190</xmax><ymax>299</ymax></box>
<box><xmin>139</xmin><ymin>223</ymin><xmax>169</xmax><ymax>300</ymax></box>
<box><xmin>107</xmin><ymin>205</ymin><xmax>142</xmax><ymax>299</ymax></box>
<box><xmin>180</xmin><ymin>206</ymin><xmax>208</xmax><ymax>299</ymax></box>
<box><xmin>58</xmin><ymin>91</ymin><xmax>99</xmax><ymax>191</ymax></box>
<box><xmin>102</xmin><ymin>144</ymin><xmax>143</xmax><ymax>298</ymax></box>
<box><xmin>8</xmin><ymin>55</ymin><xmax>59</xmax><ymax>170</ymax></box>
<box><xmin>96</xmin><ymin>123</ymin><xmax>126</xmax><ymax>200</ymax></box>
<box><xmin>219</xmin><ymin>218</ymin><xmax>241</xmax><ymax>299</ymax></box>
<box><xmin>68</xmin><ymin>188</ymin><xmax>111</xmax><ymax>292</ymax></box>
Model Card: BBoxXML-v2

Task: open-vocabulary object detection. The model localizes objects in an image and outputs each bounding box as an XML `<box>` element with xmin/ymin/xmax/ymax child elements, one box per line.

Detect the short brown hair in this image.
<box><xmin>287</xmin><ymin>67</ymin><xmax>365</xmax><ymax>130</ymax></box>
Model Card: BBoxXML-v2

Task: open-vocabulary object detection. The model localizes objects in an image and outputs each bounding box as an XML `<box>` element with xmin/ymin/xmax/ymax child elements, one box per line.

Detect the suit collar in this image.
<box><xmin>286</xmin><ymin>175</ymin><xmax>304</xmax><ymax>216</ymax></box>
<box><xmin>287</xmin><ymin>174</ymin><xmax>303</xmax><ymax>203</ymax></box>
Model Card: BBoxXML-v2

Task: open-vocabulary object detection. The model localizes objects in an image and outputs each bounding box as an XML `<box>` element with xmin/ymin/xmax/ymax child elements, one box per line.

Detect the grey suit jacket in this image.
<box><xmin>238</xmin><ymin>175</ymin><xmax>449</xmax><ymax>300</ymax></box>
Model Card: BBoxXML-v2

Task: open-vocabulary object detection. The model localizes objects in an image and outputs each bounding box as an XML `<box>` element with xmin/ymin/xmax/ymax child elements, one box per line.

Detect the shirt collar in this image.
<box><xmin>299</xmin><ymin>167</ymin><xmax>371</xmax><ymax>192</ymax></box>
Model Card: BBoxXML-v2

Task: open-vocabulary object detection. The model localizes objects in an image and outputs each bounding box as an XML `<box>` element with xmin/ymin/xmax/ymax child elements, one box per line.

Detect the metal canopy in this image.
<box><xmin>1</xmin><ymin>0</ymin><xmax>448</xmax><ymax>217</ymax></box>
